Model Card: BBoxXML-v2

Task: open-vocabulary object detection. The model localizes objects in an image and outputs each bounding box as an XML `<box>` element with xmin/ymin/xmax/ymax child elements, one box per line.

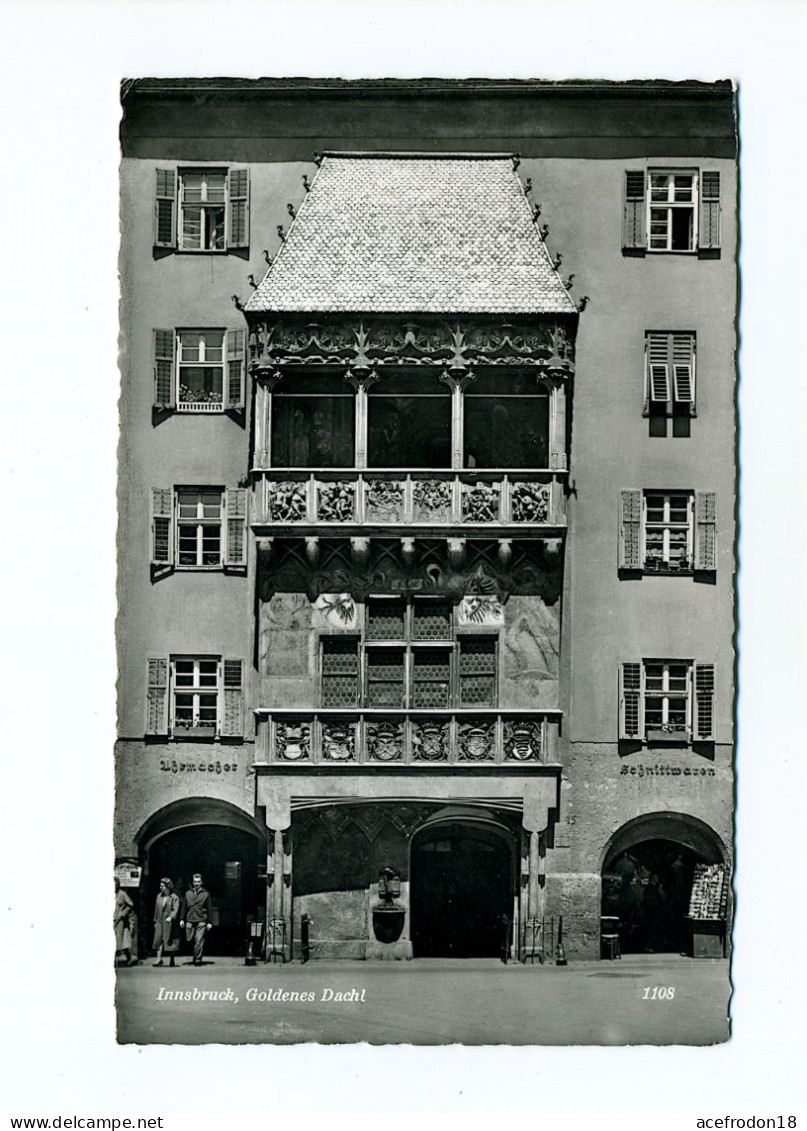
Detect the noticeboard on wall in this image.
<box><xmin>114</xmin><ymin>863</ymin><xmax>142</xmax><ymax>889</ymax></box>
<box><xmin>688</xmin><ymin>863</ymin><xmax>728</xmax><ymax>920</ymax></box>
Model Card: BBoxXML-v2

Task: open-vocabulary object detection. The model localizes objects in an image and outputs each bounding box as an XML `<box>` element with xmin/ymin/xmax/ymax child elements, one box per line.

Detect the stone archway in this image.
<box><xmin>601</xmin><ymin>813</ymin><xmax>728</xmax><ymax>955</ymax></box>
<box><xmin>410</xmin><ymin>818</ymin><xmax>516</xmax><ymax>958</ymax></box>
<box><xmin>136</xmin><ymin>798</ymin><xmax>267</xmax><ymax>957</ymax></box>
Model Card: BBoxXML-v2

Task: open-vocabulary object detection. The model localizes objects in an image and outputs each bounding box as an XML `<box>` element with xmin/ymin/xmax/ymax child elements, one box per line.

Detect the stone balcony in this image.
<box><xmin>254</xmin><ymin>708</ymin><xmax>561</xmax><ymax>766</ymax></box>
<box><xmin>251</xmin><ymin>470</ymin><xmax>566</xmax><ymax>535</ymax></box>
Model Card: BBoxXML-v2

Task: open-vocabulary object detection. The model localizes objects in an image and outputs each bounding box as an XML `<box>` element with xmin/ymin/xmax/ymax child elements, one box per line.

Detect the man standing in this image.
<box><xmin>180</xmin><ymin>873</ymin><xmax>213</xmax><ymax>966</ymax></box>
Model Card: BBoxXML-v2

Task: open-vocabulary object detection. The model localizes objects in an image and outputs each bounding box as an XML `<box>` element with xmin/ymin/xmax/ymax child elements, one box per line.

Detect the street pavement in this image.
<box><xmin>116</xmin><ymin>954</ymin><xmax>731</xmax><ymax>1045</ymax></box>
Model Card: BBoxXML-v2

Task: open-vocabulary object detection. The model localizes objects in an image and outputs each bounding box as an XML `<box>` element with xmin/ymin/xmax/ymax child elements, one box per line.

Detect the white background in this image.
<box><xmin>0</xmin><ymin>0</ymin><xmax>804</xmax><ymax>1120</ymax></box>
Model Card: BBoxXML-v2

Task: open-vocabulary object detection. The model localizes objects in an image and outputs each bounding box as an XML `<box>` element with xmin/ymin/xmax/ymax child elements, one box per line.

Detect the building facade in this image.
<box><xmin>117</xmin><ymin>80</ymin><xmax>735</xmax><ymax>961</ymax></box>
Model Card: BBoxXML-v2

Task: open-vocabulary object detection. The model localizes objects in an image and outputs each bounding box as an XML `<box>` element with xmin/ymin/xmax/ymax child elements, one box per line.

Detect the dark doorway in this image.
<box><xmin>410</xmin><ymin>822</ymin><xmax>513</xmax><ymax>958</ymax></box>
<box><xmin>146</xmin><ymin>825</ymin><xmax>265</xmax><ymax>956</ymax></box>
<box><xmin>602</xmin><ymin>839</ymin><xmax>702</xmax><ymax>954</ymax></box>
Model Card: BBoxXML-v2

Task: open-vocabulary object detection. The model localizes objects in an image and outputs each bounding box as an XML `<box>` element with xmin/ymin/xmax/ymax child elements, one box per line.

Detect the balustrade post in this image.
<box><xmin>549</xmin><ymin>382</ymin><xmax>567</xmax><ymax>472</ymax></box>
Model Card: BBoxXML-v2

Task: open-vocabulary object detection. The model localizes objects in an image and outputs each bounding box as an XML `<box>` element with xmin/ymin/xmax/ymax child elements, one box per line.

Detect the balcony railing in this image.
<box><xmin>254</xmin><ymin>709</ymin><xmax>560</xmax><ymax>765</ymax></box>
<box><xmin>252</xmin><ymin>471</ymin><xmax>566</xmax><ymax>530</ymax></box>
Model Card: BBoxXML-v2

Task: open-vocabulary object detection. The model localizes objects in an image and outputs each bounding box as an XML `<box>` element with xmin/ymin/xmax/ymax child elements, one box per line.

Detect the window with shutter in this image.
<box><xmin>221</xmin><ymin>659</ymin><xmax>245</xmax><ymax>738</ymax></box>
<box><xmin>699</xmin><ymin>171</ymin><xmax>721</xmax><ymax>250</ymax></box>
<box><xmin>228</xmin><ymin>169</ymin><xmax>250</xmax><ymax>249</ymax></box>
<box><xmin>146</xmin><ymin>657</ymin><xmax>170</xmax><ymax>734</ymax></box>
<box><xmin>623</xmin><ymin>170</ymin><xmax>646</xmax><ymax>251</ymax></box>
<box><xmin>620</xmin><ymin>660</ymin><xmax>715</xmax><ymax>743</ymax></box>
<box><xmin>619</xmin><ymin>490</ymin><xmax>642</xmax><ymax>570</ymax></box>
<box><xmin>620</xmin><ymin>489</ymin><xmax>714</xmax><ymax>575</ymax></box>
<box><xmin>693</xmin><ymin>663</ymin><xmax>716</xmax><ymax>740</ymax></box>
<box><xmin>154</xmin><ymin>169</ymin><xmax>176</xmax><ymax>248</ymax></box>
<box><xmin>645</xmin><ymin>332</ymin><xmax>695</xmax><ymax>417</ymax></box>
<box><xmin>619</xmin><ymin>662</ymin><xmax>643</xmax><ymax>739</ymax></box>
<box><xmin>151</xmin><ymin>487</ymin><xmax>174</xmax><ymax>569</ymax></box>
<box><xmin>694</xmin><ymin>492</ymin><xmax>717</xmax><ymax>571</ymax></box>
<box><xmin>153</xmin><ymin>330</ymin><xmax>176</xmax><ymax>411</ymax></box>
<box><xmin>226</xmin><ymin>329</ymin><xmax>246</xmax><ymax>410</ymax></box>
<box><xmin>224</xmin><ymin>487</ymin><xmax>247</xmax><ymax>569</ymax></box>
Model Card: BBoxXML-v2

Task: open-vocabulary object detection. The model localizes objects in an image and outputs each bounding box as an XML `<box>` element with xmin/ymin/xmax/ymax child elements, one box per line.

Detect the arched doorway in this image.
<box><xmin>410</xmin><ymin>820</ymin><xmax>515</xmax><ymax>958</ymax></box>
<box><xmin>601</xmin><ymin>813</ymin><xmax>728</xmax><ymax>955</ymax></box>
<box><xmin>137</xmin><ymin>800</ymin><xmax>267</xmax><ymax>957</ymax></box>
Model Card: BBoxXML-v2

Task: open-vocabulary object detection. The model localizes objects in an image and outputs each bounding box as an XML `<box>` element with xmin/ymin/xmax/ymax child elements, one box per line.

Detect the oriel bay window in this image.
<box><xmin>319</xmin><ymin>598</ymin><xmax>498</xmax><ymax>709</ymax></box>
<box><xmin>271</xmin><ymin>373</ymin><xmax>355</xmax><ymax>468</ymax></box>
<box><xmin>258</xmin><ymin>369</ymin><xmax>562</xmax><ymax>470</ymax></box>
<box><xmin>463</xmin><ymin>373</ymin><xmax>549</xmax><ymax>468</ymax></box>
<box><xmin>367</xmin><ymin>373</ymin><xmax>451</xmax><ymax>468</ymax></box>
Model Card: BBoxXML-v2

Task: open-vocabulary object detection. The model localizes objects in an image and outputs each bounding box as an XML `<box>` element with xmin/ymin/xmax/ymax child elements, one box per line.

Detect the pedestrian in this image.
<box><xmin>179</xmin><ymin>872</ymin><xmax>213</xmax><ymax>966</ymax></box>
<box><xmin>152</xmin><ymin>877</ymin><xmax>180</xmax><ymax>967</ymax></box>
<box><xmin>114</xmin><ymin>877</ymin><xmax>135</xmax><ymax>967</ymax></box>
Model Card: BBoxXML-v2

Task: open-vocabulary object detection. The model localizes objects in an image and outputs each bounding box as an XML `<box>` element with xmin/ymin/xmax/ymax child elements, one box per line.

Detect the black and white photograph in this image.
<box><xmin>2</xmin><ymin>0</ymin><xmax>806</xmax><ymax>1121</ymax></box>
<box><xmin>115</xmin><ymin>77</ymin><xmax>736</xmax><ymax>1046</ymax></box>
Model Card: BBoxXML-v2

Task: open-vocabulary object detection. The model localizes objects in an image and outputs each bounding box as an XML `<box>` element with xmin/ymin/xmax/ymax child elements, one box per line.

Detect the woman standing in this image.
<box><xmin>114</xmin><ymin>878</ymin><xmax>135</xmax><ymax>967</ymax></box>
<box><xmin>152</xmin><ymin>878</ymin><xmax>180</xmax><ymax>968</ymax></box>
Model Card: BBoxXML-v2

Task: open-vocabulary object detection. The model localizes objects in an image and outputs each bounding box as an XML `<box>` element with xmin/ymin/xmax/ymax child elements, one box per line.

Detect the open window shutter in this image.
<box><xmin>646</xmin><ymin>333</ymin><xmax>671</xmax><ymax>410</ymax></box>
<box><xmin>154</xmin><ymin>169</ymin><xmax>177</xmax><ymax>248</ymax></box>
<box><xmin>146</xmin><ymin>657</ymin><xmax>170</xmax><ymax>735</ymax></box>
<box><xmin>619</xmin><ymin>490</ymin><xmax>643</xmax><ymax>570</ymax></box>
<box><xmin>619</xmin><ymin>662</ymin><xmax>644</xmax><ymax>739</ymax></box>
<box><xmin>224</xmin><ymin>487</ymin><xmax>247</xmax><ymax>568</ymax></box>
<box><xmin>150</xmin><ymin>487</ymin><xmax>174</xmax><ymax>568</ymax></box>
<box><xmin>228</xmin><ymin>168</ymin><xmax>250</xmax><ymax>248</ymax></box>
<box><xmin>153</xmin><ymin>330</ymin><xmax>176</xmax><ymax>410</ymax></box>
<box><xmin>694</xmin><ymin>491</ymin><xmax>717</xmax><ymax>571</ymax></box>
<box><xmin>693</xmin><ymin>663</ymin><xmax>715</xmax><ymax>740</ymax></box>
<box><xmin>225</xmin><ymin>329</ymin><xmax>246</xmax><ymax>410</ymax></box>
<box><xmin>221</xmin><ymin>659</ymin><xmax>244</xmax><ymax>737</ymax></box>
<box><xmin>672</xmin><ymin>334</ymin><xmax>696</xmax><ymax>413</ymax></box>
<box><xmin>623</xmin><ymin>170</ymin><xmax>646</xmax><ymax>250</ymax></box>
<box><xmin>699</xmin><ymin>171</ymin><xmax>721</xmax><ymax>250</ymax></box>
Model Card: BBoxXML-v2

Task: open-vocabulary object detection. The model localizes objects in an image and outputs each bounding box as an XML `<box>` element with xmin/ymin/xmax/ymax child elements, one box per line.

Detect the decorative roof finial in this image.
<box><xmin>563</xmin><ymin>274</ymin><xmax>575</xmax><ymax>290</ymax></box>
<box><xmin>524</xmin><ymin>178</ymin><xmax>533</xmax><ymax>196</ymax></box>
<box><xmin>551</xmin><ymin>252</ymin><xmax>563</xmax><ymax>271</ymax></box>
<box><xmin>263</xmin><ymin>249</ymin><xmax>273</xmax><ymax>265</ymax></box>
<box><xmin>532</xmin><ymin>202</ymin><xmax>542</xmax><ymax>221</ymax></box>
<box><xmin>577</xmin><ymin>295</ymin><xmax>591</xmax><ymax>312</ymax></box>
<box><xmin>287</xmin><ymin>202</ymin><xmax>296</xmax><ymax>219</ymax></box>
<box><xmin>248</xmin><ymin>274</ymin><xmax>258</xmax><ymax>289</ymax></box>
<box><xmin>313</xmin><ymin>152</ymin><xmax>323</xmax><ymax>166</ymax></box>
<box><xmin>277</xmin><ymin>224</ymin><xmax>285</xmax><ymax>242</ymax></box>
<box><xmin>539</xmin><ymin>223</ymin><xmax>549</xmax><ymax>241</ymax></box>
<box><xmin>231</xmin><ymin>294</ymin><xmax>244</xmax><ymax>311</ymax></box>
<box><xmin>302</xmin><ymin>174</ymin><xmax>311</xmax><ymax>192</ymax></box>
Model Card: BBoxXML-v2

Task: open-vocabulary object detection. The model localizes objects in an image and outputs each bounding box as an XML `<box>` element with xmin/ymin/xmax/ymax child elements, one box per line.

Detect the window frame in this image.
<box><xmin>176</xmin><ymin>488</ymin><xmax>224</xmax><ymax>570</ymax></box>
<box><xmin>642</xmin><ymin>492</ymin><xmax>694</xmax><ymax>574</ymax></box>
<box><xmin>178</xmin><ymin>168</ymin><xmax>228</xmax><ymax>253</ymax></box>
<box><xmin>318</xmin><ymin>597</ymin><xmax>500</xmax><ymax>710</ymax></box>
<box><xmin>176</xmin><ymin>329</ymin><xmax>225</xmax><ymax>412</ymax></box>
<box><xmin>646</xmin><ymin>169</ymin><xmax>699</xmax><ymax>253</ymax></box>
<box><xmin>171</xmin><ymin>656</ymin><xmax>221</xmax><ymax>736</ymax></box>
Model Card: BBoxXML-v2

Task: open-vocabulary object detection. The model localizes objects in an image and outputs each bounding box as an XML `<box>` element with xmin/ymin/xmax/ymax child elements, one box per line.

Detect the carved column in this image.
<box><xmin>345</xmin><ymin>370</ymin><xmax>378</xmax><ymax>470</ymax></box>
<box><xmin>439</xmin><ymin>369</ymin><xmax>476</xmax><ymax>470</ymax></box>
<box><xmin>254</xmin><ymin>369</ymin><xmax>283</xmax><ymax>469</ymax></box>
<box><xmin>549</xmin><ymin>380</ymin><xmax>567</xmax><ymax>472</ymax></box>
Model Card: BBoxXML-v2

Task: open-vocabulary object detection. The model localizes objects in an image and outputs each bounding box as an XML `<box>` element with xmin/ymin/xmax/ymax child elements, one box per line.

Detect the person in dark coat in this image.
<box><xmin>114</xmin><ymin>878</ymin><xmax>135</xmax><ymax>967</ymax></box>
<box><xmin>180</xmin><ymin>873</ymin><xmax>213</xmax><ymax>966</ymax></box>
<box><xmin>152</xmin><ymin>878</ymin><xmax>180</xmax><ymax>967</ymax></box>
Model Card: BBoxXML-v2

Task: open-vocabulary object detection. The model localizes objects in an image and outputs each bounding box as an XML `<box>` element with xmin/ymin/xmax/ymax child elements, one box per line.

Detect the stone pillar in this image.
<box><xmin>260</xmin><ymin>780</ymin><xmax>292</xmax><ymax>961</ymax></box>
<box><xmin>521</xmin><ymin>779</ymin><xmax>559</xmax><ymax>961</ymax></box>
